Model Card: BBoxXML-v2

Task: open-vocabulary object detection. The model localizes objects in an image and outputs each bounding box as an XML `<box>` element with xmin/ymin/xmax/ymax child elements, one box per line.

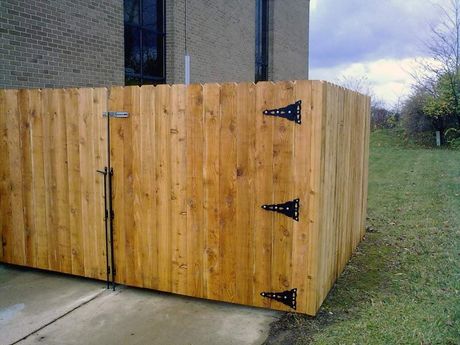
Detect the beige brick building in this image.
<box><xmin>0</xmin><ymin>0</ymin><xmax>310</xmax><ymax>88</ymax></box>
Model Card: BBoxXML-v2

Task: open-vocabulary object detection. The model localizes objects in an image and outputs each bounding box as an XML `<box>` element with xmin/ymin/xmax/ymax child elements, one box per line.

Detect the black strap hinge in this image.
<box><xmin>262</xmin><ymin>198</ymin><xmax>300</xmax><ymax>221</ymax></box>
<box><xmin>260</xmin><ymin>288</ymin><xmax>297</xmax><ymax>310</ymax></box>
<box><xmin>263</xmin><ymin>100</ymin><xmax>301</xmax><ymax>124</ymax></box>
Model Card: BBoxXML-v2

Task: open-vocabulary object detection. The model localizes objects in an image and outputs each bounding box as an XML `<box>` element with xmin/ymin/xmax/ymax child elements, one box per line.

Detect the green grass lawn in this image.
<box><xmin>265</xmin><ymin>129</ymin><xmax>460</xmax><ymax>345</ymax></box>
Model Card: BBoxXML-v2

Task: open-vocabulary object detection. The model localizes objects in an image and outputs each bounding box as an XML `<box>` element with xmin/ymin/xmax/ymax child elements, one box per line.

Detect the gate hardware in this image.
<box><xmin>97</xmin><ymin>167</ymin><xmax>110</xmax><ymax>289</ymax></box>
<box><xmin>98</xmin><ymin>108</ymin><xmax>117</xmax><ymax>291</ymax></box>
<box><xmin>103</xmin><ymin>111</ymin><xmax>129</xmax><ymax>118</ymax></box>
<box><xmin>263</xmin><ymin>100</ymin><xmax>301</xmax><ymax>124</ymax></box>
<box><xmin>107</xmin><ymin>167</ymin><xmax>115</xmax><ymax>291</ymax></box>
<box><xmin>261</xmin><ymin>198</ymin><xmax>300</xmax><ymax>221</ymax></box>
<box><xmin>260</xmin><ymin>288</ymin><xmax>297</xmax><ymax>310</ymax></box>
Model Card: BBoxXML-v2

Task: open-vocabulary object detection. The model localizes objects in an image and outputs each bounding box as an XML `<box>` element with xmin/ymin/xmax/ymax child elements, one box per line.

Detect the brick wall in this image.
<box><xmin>271</xmin><ymin>0</ymin><xmax>309</xmax><ymax>81</ymax></box>
<box><xmin>0</xmin><ymin>0</ymin><xmax>309</xmax><ymax>88</ymax></box>
<box><xmin>166</xmin><ymin>0</ymin><xmax>309</xmax><ymax>85</ymax></box>
<box><xmin>0</xmin><ymin>0</ymin><xmax>124</xmax><ymax>89</ymax></box>
<box><xmin>166</xmin><ymin>0</ymin><xmax>255</xmax><ymax>84</ymax></box>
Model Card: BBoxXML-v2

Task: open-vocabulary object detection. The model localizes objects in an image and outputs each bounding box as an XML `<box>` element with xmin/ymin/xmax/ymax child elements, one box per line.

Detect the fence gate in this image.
<box><xmin>0</xmin><ymin>88</ymin><xmax>109</xmax><ymax>280</ymax></box>
<box><xmin>105</xmin><ymin>82</ymin><xmax>314</xmax><ymax>313</ymax></box>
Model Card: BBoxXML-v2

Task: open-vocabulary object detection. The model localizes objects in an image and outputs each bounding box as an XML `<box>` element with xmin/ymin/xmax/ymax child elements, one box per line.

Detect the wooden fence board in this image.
<box><xmin>18</xmin><ymin>90</ymin><xmax>34</xmax><ymax>268</ymax></box>
<box><xmin>170</xmin><ymin>84</ymin><xmax>187</xmax><ymax>294</ymax></box>
<box><xmin>203</xmin><ymin>83</ymin><xmax>221</xmax><ymax>300</ymax></box>
<box><xmin>219</xmin><ymin>83</ymin><xmax>238</xmax><ymax>302</ymax></box>
<box><xmin>271</xmin><ymin>81</ymin><xmax>295</xmax><ymax>312</ymax></box>
<box><xmin>65</xmin><ymin>88</ymin><xmax>84</xmax><ymax>276</ymax></box>
<box><xmin>138</xmin><ymin>85</ymin><xmax>156</xmax><ymax>289</ymax></box>
<box><xmin>235</xmin><ymin>82</ymin><xmax>255</xmax><ymax>305</ymax></box>
<box><xmin>253</xmin><ymin>82</ymin><xmax>275</xmax><ymax>308</ymax></box>
<box><xmin>291</xmin><ymin>80</ymin><xmax>312</xmax><ymax>313</ymax></box>
<box><xmin>155</xmin><ymin>85</ymin><xmax>172</xmax><ymax>292</ymax></box>
<box><xmin>185</xmin><ymin>84</ymin><xmax>205</xmax><ymax>298</ymax></box>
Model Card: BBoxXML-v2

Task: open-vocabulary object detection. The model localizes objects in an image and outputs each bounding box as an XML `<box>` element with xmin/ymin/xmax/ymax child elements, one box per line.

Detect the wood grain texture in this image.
<box><xmin>235</xmin><ymin>82</ymin><xmax>255</xmax><ymax>305</ymax></box>
<box><xmin>0</xmin><ymin>87</ymin><xmax>107</xmax><ymax>278</ymax></box>
<box><xmin>271</xmin><ymin>81</ymin><xmax>296</xmax><ymax>312</ymax></box>
<box><xmin>219</xmin><ymin>83</ymin><xmax>238</xmax><ymax>303</ymax></box>
<box><xmin>185</xmin><ymin>84</ymin><xmax>205</xmax><ymax>298</ymax></box>
<box><xmin>0</xmin><ymin>81</ymin><xmax>370</xmax><ymax>316</ymax></box>
<box><xmin>170</xmin><ymin>84</ymin><xmax>187</xmax><ymax>294</ymax></box>
<box><xmin>253</xmin><ymin>82</ymin><xmax>275</xmax><ymax>308</ymax></box>
<box><xmin>203</xmin><ymin>83</ymin><xmax>221</xmax><ymax>300</ymax></box>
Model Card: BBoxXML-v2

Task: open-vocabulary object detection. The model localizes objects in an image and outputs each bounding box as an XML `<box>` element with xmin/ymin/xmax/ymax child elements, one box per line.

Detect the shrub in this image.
<box><xmin>445</xmin><ymin>128</ymin><xmax>460</xmax><ymax>149</ymax></box>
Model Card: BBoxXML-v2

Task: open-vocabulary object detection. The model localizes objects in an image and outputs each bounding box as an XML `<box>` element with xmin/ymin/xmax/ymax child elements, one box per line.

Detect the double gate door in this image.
<box><xmin>0</xmin><ymin>82</ymin><xmax>317</xmax><ymax>314</ymax></box>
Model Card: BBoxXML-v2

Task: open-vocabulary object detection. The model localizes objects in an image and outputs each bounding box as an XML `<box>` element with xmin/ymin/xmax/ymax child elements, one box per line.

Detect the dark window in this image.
<box><xmin>124</xmin><ymin>0</ymin><xmax>165</xmax><ymax>85</ymax></box>
<box><xmin>255</xmin><ymin>0</ymin><xmax>269</xmax><ymax>82</ymax></box>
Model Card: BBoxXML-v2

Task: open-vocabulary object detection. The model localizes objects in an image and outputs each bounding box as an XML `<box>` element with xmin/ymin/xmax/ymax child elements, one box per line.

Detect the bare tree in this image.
<box><xmin>337</xmin><ymin>75</ymin><xmax>395</xmax><ymax>129</ymax></box>
<box><xmin>336</xmin><ymin>75</ymin><xmax>384</xmax><ymax>108</ymax></box>
<box><xmin>412</xmin><ymin>0</ymin><xmax>460</xmax><ymax>128</ymax></box>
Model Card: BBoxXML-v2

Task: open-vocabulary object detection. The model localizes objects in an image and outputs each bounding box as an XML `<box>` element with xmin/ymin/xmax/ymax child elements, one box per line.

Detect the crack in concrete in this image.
<box><xmin>10</xmin><ymin>290</ymin><xmax>106</xmax><ymax>345</ymax></box>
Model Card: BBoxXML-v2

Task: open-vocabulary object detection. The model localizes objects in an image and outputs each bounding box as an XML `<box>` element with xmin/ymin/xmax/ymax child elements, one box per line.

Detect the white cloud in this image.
<box><xmin>310</xmin><ymin>57</ymin><xmax>438</xmax><ymax>107</ymax></box>
<box><xmin>310</xmin><ymin>0</ymin><xmax>317</xmax><ymax>12</ymax></box>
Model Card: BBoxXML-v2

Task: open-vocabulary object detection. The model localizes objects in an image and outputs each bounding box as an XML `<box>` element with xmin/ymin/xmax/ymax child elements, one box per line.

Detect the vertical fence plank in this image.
<box><xmin>203</xmin><ymin>83</ymin><xmax>221</xmax><ymax>300</ymax></box>
<box><xmin>308</xmin><ymin>81</ymin><xmax>326</xmax><ymax>312</ymax></box>
<box><xmin>78</xmin><ymin>88</ymin><xmax>94</xmax><ymax>278</ymax></box>
<box><xmin>28</xmin><ymin>89</ymin><xmax>46</xmax><ymax>269</ymax></box>
<box><xmin>155</xmin><ymin>85</ymin><xmax>172</xmax><ymax>292</ymax></box>
<box><xmin>338</xmin><ymin>88</ymin><xmax>353</xmax><ymax>274</ymax></box>
<box><xmin>360</xmin><ymin>96</ymin><xmax>371</xmax><ymax>239</ymax></box>
<box><xmin>170</xmin><ymin>84</ymin><xmax>187</xmax><ymax>294</ymax></box>
<box><xmin>345</xmin><ymin>91</ymin><xmax>358</xmax><ymax>266</ymax></box>
<box><xmin>139</xmin><ymin>85</ymin><xmax>157</xmax><ymax>289</ymax></box>
<box><xmin>126</xmin><ymin>86</ymin><xmax>142</xmax><ymax>287</ymax></box>
<box><xmin>325</xmin><ymin>84</ymin><xmax>340</xmax><ymax>292</ymax></box>
<box><xmin>316</xmin><ymin>81</ymin><xmax>332</xmax><ymax>305</ymax></box>
<box><xmin>93</xmin><ymin>88</ymin><xmax>108</xmax><ymax>280</ymax></box>
<box><xmin>65</xmin><ymin>88</ymin><xmax>84</xmax><ymax>276</ymax></box>
<box><xmin>18</xmin><ymin>90</ymin><xmax>35</xmax><ymax>267</ymax></box>
<box><xmin>333</xmin><ymin>86</ymin><xmax>345</xmax><ymax>279</ymax></box>
<box><xmin>122</xmin><ymin>87</ymin><xmax>136</xmax><ymax>285</ymax></box>
<box><xmin>291</xmin><ymin>80</ymin><xmax>312</xmax><ymax>313</ymax></box>
<box><xmin>53</xmin><ymin>89</ymin><xmax>71</xmax><ymax>274</ymax></box>
<box><xmin>235</xmin><ymin>82</ymin><xmax>256</xmax><ymax>305</ymax></box>
<box><xmin>219</xmin><ymin>83</ymin><xmax>237</xmax><ymax>302</ymax></box>
<box><xmin>40</xmin><ymin>89</ymin><xmax>56</xmax><ymax>270</ymax></box>
<box><xmin>186</xmin><ymin>84</ymin><xmax>204</xmax><ymax>297</ymax></box>
<box><xmin>109</xmin><ymin>86</ymin><xmax>126</xmax><ymax>284</ymax></box>
<box><xmin>6</xmin><ymin>89</ymin><xmax>26</xmax><ymax>266</ymax></box>
<box><xmin>354</xmin><ymin>93</ymin><xmax>367</xmax><ymax>249</ymax></box>
<box><xmin>270</xmin><ymin>81</ymin><xmax>296</xmax><ymax>312</ymax></box>
<box><xmin>0</xmin><ymin>89</ymin><xmax>12</xmax><ymax>263</ymax></box>
<box><xmin>253</xmin><ymin>81</ymin><xmax>275</xmax><ymax>308</ymax></box>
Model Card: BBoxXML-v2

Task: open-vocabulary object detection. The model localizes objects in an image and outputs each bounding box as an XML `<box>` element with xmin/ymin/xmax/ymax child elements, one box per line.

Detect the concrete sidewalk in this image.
<box><xmin>0</xmin><ymin>264</ymin><xmax>278</xmax><ymax>345</ymax></box>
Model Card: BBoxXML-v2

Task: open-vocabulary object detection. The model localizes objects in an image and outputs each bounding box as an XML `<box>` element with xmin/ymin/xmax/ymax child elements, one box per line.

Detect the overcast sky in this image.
<box><xmin>309</xmin><ymin>0</ymin><xmax>448</xmax><ymax>106</ymax></box>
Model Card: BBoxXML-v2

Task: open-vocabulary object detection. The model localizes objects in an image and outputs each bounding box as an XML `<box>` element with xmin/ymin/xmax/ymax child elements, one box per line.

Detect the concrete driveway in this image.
<box><xmin>0</xmin><ymin>264</ymin><xmax>279</xmax><ymax>345</ymax></box>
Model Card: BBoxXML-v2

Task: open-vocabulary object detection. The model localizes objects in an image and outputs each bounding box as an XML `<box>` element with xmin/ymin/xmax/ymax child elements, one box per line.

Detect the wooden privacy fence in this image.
<box><xmin>0</xmin><ymin>81</ymin><xmax>370</xmax><ymax>315</ymax></box>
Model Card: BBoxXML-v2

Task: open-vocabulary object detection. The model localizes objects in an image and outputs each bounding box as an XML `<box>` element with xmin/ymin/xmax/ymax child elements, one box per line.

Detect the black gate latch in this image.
<box><xmin>261</xmin><ymin>288</ymin><xmax>297</xmax><ymax>310</ymax></box>
<box><xmin>262</xmin><ymin>198</ymin><xmax>300</xmax><ymax>221</ymax></box>
<box><xmin>263</xmin><ymin>100</ymin><xmax>301</xmax><ymax>124</ymax></box>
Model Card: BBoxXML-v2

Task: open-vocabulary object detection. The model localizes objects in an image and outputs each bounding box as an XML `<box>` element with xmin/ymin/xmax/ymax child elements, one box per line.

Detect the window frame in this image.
<box><xmin>124</xmin><ymin>0</ymin><xmax>166</xmax><ymax>85</ymax></box>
